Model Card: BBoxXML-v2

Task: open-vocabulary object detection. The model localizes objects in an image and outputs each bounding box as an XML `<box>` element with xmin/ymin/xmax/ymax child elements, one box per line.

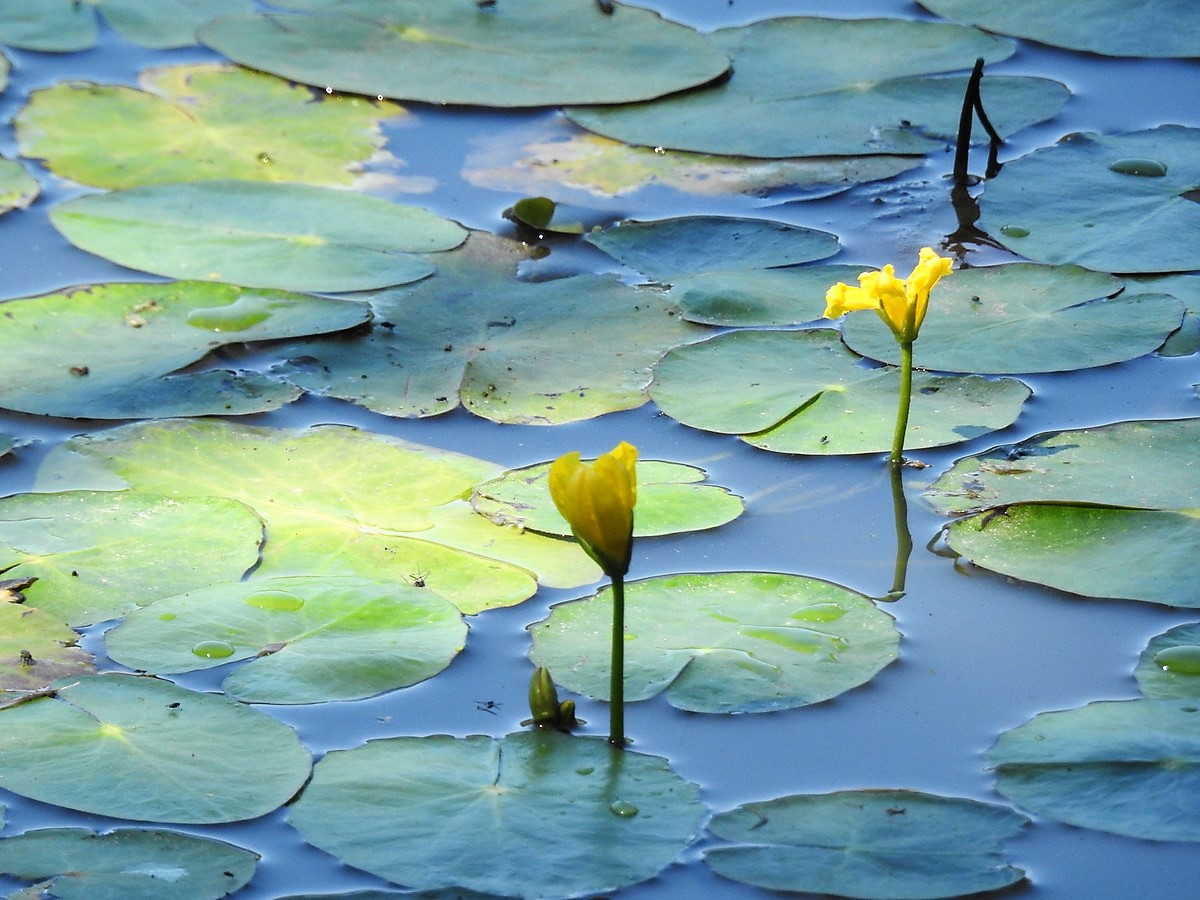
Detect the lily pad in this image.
<box><xmin>1136</xmin><ymin>623</ymin><xmax>1200</xmax><ymax>700</ymax></box>
<box><xmin>199</xmin><ymin>0</ymin><xmax>729</xmax><ymax>107</ymax></box>
<box><xmin>705</xmin><ymin>790</ymin><xmax>1028</xmax><ymax>899</ymax></box>
<box><xmin>0</xmin><ymin>673</ymin><xmax>311</xmax><ymax>823</ymax></box>
<box><xmin>566</xmin><ymin>17</ymin><xmax>1068</xmax><ymax>158</ymax></box>
<box><xmin>530</xmin><ymin>572</ymin><xmax>899</xmax><ymax>713</ymax></box>
<box><xmin>0</xmin><ymin>490</ymin><xmax>262</xmax><ymax>626</ymax></box>
<box><xmin>472</xmin><ymin>459</ymin><xmax>743</xmax><ymax>537</ymax></box>
<box><xmin>925</xmin><ymin>418</ymin><xmax>1200</xmax><ymax>516</ymax></box>
<box><xmin>106</xmin><ymin>575</ymin><xmax>466</xmax><ymax>704</ymax></box>
<box><xmin>50</xmin><ymin>181</ymin><xmax>467</xmax><ymax>292</ymax></box>
<box><xmin>841</xmin><ymin>264</ymin><xmax>1183</xmax><ymax>373</ymax></box>
<box><xmin>0</xmin><ymin>827</ymin><xmax>258</xmax><ymax>900</ymax></box>
<box><xmin>981</xmin><ymin>126</ymin><xmax>1200</xmax><ymax>273</ymax></box>
<box><xmin>988</xmin><ymin>698</ymin><xmax>1200</xmax><ymax>841</ymax></box>
<box><xmin>275</xmin><ymin>235</ymin><xmax>707</xmax><ymax>424</ymax></box>
<box><xmin>0</xmin><ymin>157</ymin><xmax>38</xmax><ymax>214</ymax></box>
<box><xmin>0</xmin><ymin>0</ymin><xmax>250</xmax><ymax>51</ymax></box>
<box><xmin>1137</xmin><ymin>273</ymin><xmax>1200</xmax><ymax>356</ymax></box>
<box><xmin>650</xmin><ymin>329</ymin><xmax>1031</xmax><ymax>455</ymax></box>
<box><xmin>584</xmin><ymin>216</ymin><xmax>839</xmax><ymax>281</ymax></box>
<box><xmin>671</xmin><ymin>265</ymin><xmax>867</xmax><ymax>327</ymax></box>
<box><xmin>0</xmin><ymin>281</ymin><xmax>370</xmax><ymax>419</ymax></box>
<box><xmin>16</xmin><ymin>64</ymin><xmax>406</xmax><ymax>189</ymax></box>
<box><xmin>0</xmin><ymin>602</ymin><xmax>95</xmax><ymax>697</ymax></box>
<box><xmin>918</xmin><ymin>0</ymin><xmax>1200</xmax><ymax>57</ymax></box>
<box><xmin>288</xmin><ymin>730</ymin><xmax>706</xmax><ymax>898</ymax></box>
<box><xmin>34</xmin><ymin>419</ymin><xmax>601</xmax><ymax>615</ymax></box>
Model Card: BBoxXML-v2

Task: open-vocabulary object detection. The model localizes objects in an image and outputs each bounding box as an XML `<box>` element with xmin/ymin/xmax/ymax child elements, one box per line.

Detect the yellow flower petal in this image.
<box><xmin>548</xmin><ymin>441</ymin><xmax>637</xmax><ymax>578</ymax></box>
<box><xmin>822</xmin><ymin>249</ymin><xmax>953</xmax><ymax>343</ymax></box>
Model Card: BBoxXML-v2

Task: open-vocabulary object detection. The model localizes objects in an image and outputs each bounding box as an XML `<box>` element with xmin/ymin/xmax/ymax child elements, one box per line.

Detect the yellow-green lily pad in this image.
<box><xmin>0</xmin><ymin>157</ymin><xmax>38</xmax><ymax>214</ymax></box>
<box><xmin>0</xmin><ymin>602</ymin><xmax>95</xmax><ymax>699</ymax></box>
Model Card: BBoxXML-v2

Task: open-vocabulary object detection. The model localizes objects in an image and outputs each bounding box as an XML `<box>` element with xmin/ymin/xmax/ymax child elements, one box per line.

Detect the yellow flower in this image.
<box><xmin>824</xmin><ymin>247</ymin><xmax>953</xmax><ymax>343</ymax></box>
<box><xmin>548</xmin><ymin>441</ymin><xmax>637</xmax><ymax>578</ymax></box>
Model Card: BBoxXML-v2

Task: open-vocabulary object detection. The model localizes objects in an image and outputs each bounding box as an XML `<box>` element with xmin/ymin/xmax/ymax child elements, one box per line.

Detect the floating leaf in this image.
<box><xmin>530</xmin><ymin>572</ymin><xmax>898</xmax><ymax>713</ymax></box>
<box><xmin>0</xmin><ymin>603</ymin><xmax>95</xmax><ymax>697</ymax></box>
<box><xmin>1138</xmin><ymin>273</ymin><xmax>1200</xmax><ymax>356</ymax></box>
<box><xmin>918</xmin><ymin>0</ymin><xmax>1200</xmax><ymax>57</ymax></box>
<box><xmin>671</xmin><ymin>265</ymin><xmax>866</xmax><ymax>327</ymax></box>
<box><xmin>566</xmin><ymin>17</ymin><xmax>1067</xmax><ymax>158</ymax></box>
<box><xmin>925</xmin><ymin>419</ymin><xmax>1200</xmax><ymax>516</ymax></box>
<box><xmin>50</xmin><ymin>181</ymin><xmax>467</xmax><ymax>292</ymax></box>
<box><xmin>472</xmin><ymin>459</ymin><xmax>743</xmax><ymax>538</ymax></box>
<box><xmin>841</xmin><ymin>264</ymin><xmax>1183</xmax><ymax>373</ymax></box>
<box><xmin>106</xmin><ymin>575</ymin><xmax>466</xmax><ymax>704</ymax></box>
<box><xmin>0</xmin><ymin>281</ymin><xmax>369</xmax><ymax>419</ymax></box>
<box><xmin>275</xmin><ymin>235</ymin><xmax>706</xmax><ymax>424</ymax></box>
<box><xmin>584</xmin><ymin>216</ymin><xmax>839</xmax><ymax>281</ymax></box>
<box><xmin>981</xmin><ymin>126</ymin><xmax>1200</xmax><ymax>273</ymax></box>
<box><xmin>200</xmin><ymin>0</ymin><xmax>729</xmax><ymax>107</ymax></box>
<box><xmin>35</xmin><ymin>419</ymin><xmax>600</xmax><ymax>615</ymax></box>
<box><xmin>0</xmin><ymin>0</ymin><xmax>249</xmax><ymax>51</ymax></box>
<box><xmin>16</xmin><ymin>64</ymin><xmax>405</xmax><ymax>189</ymax></box>
<box><xmin>705</xmin><ymin>790</ymin><xmax>1028</xmax><ymax>899</ymax></box>
<box><xmin>0</xmin><ymin>827</ymin><xmax>257</xmax><ymax>900</ymax></box>
<box><xmin>0</xmin><ymin>157</ymin><xmax>38</xmax><ymax>214</ymax></box>
<box><xmin>0</xmin><ymin>673</ymin><xmax>311</xmax><ymax>823</ymax></box>
<box><xmin>288</xmin><ymin>730</ymin><xmax>706</xmax><ymax>898</ymax></box>
<box><xmin>0</xmin><ymin>490</ymin><xmax>262</xmax><ymax>626</ymax></box>
<box><xmin>988</xmin><ymin>699</ymin><xmax>1200</xmax><ymax>841</ymax></box>
<box><xmin>651</xmin><ymin>329</ymin><xmax>1030</xmax><ymax>455</ymax></box>
<box><xmin>1136</xmin><ymin>623</ymin><xmax>1200</xmax><ymax>700</ymax></box>
<box><xmin>0</xmin><ymin>0</ymin><xmax>94</xmax><ymax>51</ymax></box>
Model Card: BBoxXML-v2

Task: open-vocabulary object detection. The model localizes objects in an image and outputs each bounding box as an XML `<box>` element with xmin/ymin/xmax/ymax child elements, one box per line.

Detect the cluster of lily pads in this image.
<box><xmin>0</xmin><ymin>0</ymin><xmax>1196</xmax><ymax>898</ymax></box>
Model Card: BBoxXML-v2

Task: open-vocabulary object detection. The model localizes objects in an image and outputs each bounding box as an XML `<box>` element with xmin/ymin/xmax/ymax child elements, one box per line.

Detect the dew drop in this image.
<box><xmin>1108</xmin><ymin>157</ymin><xmax>1168</xmax><ymax>177</ymax></box>
<box><xmin>186</xmin><ymin>294</ymin><xmax>274</xmax><ymax>332</ymax></box>
<box><xmin>609</xmin><ymin>800</ymin><xmax>639</xmax><ymax>817</ymax></box>
<box><xmin>1000</xmin><ymin>225</ymin><xmax>1029</xmax><ymax>238</ymax></box>
<box><xmin>1155</xmin><ymin>644</ymin><xmax>1200</xmax><ymax>675</ymax></box>
<box><xmin>256</xmin><ymin>151</ymin><xmax>273</xmax><ymax>165</ymax></box>
<box><xmin>791</xmin><ymin>603</ymin><xmax>846</xmax><ymax>623</ymax></box>
<box><xmin>158</xmin><ymin>612</ymin><xmax>176</xmax><ymax>621</ymax></box>
<box><xmin>192</xmin><ymin>640</ymin><xmax>236</xmax><ymax>659</ymax></box>
<box><xmin>244</xmin><ymin>589</ymin><xmax>305</xmax><ymax>611</ymax></box>
<box><xmin>575</xmin><ymin>766</ymin><xmax>595</xmax><ymax>776</ymax></box>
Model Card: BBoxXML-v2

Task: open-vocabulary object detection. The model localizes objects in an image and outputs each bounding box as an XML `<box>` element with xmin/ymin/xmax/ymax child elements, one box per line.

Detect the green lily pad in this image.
<box><xmin>841</xmin><ymin>264</ymin><xmax>1183</xmax><ymax>373</ymax></box>
<box><xmin>0</xmin><ymin>157</ymin><xmax>38</xmax><ymax>214</ymax></box>
<box><xmin>918</xmin><ymin>0</ymin><xmax>1200</xmax><ymax>57</ymax></box>
<box><xmin>1136</xmin><ymin>273</ymin><xmax>1200</xmax><ymax>356</ymax></box>
<box><xmin>464</xmin><ymin>125</ymin><xmax>923</xmax><ymax>200</ymax></box>
<box><xmin>566</xmin><ymin>17</ymin><xmax>1068</xmax><ymax>158</ymax></box>
<box><xmin>106</xmin><ymin>575</ymin><xmax>466</xmax><ymax>704</ymax></box>
<box><xmin>1136</xmin><ymin>623</ymin><xmax>1200</xmax><ymax>700</ymax></box>
<box><xmin>472</xmin><ymin>459</ymin><xmax>743</xmax><ymax>537</ymax></box>
<box><xmin>650</xmin><ymin>329</ymin><xmax>1031</xmax><ymax>455</ymax></box>
<box><xmin>945</xmin><ymin>504</ymin><xmax>1200</xmax><ymax>607</ymax></box>
<box><xmin>0</xmin><ymin>0</ymin><xmax>250</xmax><ymax>51</ymax></box>
<box><xmin>671</xmin><ymin>265</ymin><xmax>867</xmax><ymax>327</ymax></box>
<box><xmin>0</xmin><ymin>490</ymin><xmax>262</xmax><ymax>626</ymax></box>
<box><xmin>288</xmin><ymin>730</ymin><xmax>706</xmax><ymax>898</ymax></box>
<box><xmin>0</xmin><ymin>673</ymin><xmax>311</xmax><ymax>823</ymax></box>
<box><xmin>705</xmin><ymin>790</ymin><xmax>1029</xmax><ymax>899</ymax></box>
<box><xmin>50</xmin><ymin>181</ymin><xmax>467</xmax><ymax>292</ymax></box>
<box><xmin>199</xmin><ymin>0</ymin><xmax>729</xmax><ymax>107</ymax></box>
<box><xmin>925</xmin><ymin>418</ymin><xmax>1200</xmax><ymax>516</ymax></box>
<box><xmin>16</xmin><ymin>64</ymin><xmax>405</xmax><ymax>189</ymax></box>
<box><xmin>275</xmin><ymin>235</ymin><xmax>707</xmax><ymax>424</ymax></box>
<box><xmin>0</xmin><ymin>602</ymin><xmax>95</xmax><ymax>698</ymax></box>
<box><xmin>0</xmin><ymin>828</ymin><xmax>257</xmax><ymax>900</ymax></box>
<box><xmin>530</xmin><ymin>572</ymin><xmax>899</xmax><ymax>713</ymax></box>
<box><xmin>988</xmin><ymin>698</ymin><xmax>1200</xmax><ymax>841</ymax></box>
<box><xmin>34</xmin><ymin>419</ymin><xmax>601</xmax><ymax>615</ymax></box>
<box><xmin>0</xmin><ymin>281</ymin><xmax>370</xmax><ymax>419</ymax></box>
<box><xmin>982</xmin><ymin>126</ymin><xmax>1200</xmax><ymax>273</ymax></box>
<box><xmin>584</xmin><ymin>216</ymin><xmax>839</xmax><ymax>281</ymax></box>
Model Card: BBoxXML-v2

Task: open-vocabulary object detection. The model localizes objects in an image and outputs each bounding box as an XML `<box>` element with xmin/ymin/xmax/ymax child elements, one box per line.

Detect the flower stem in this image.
<box><xmin>890</xmin><ymin>340</ymin><xmax>914</xmax><ymax>467</ymax></box>
<box><xmin>609</xmin><ymin>574</ymin><xmax>626</xmax><ymax>746</ymax></box>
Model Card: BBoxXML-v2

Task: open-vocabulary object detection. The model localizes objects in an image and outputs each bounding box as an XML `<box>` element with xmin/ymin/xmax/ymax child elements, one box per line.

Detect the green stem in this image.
<box><xmin>886</xmin><ymin>462</ymin><xmax>913</xmax><ymax>600</ymax></box>
<box><xmin>609</xmin><ymin>574</ymin><xmax>626</xmax><ymax>747</ymax></box>
<box><xmin>890</xmin><ymin>340</ymin><xmax>914</xmax><ymax>467</ymax></box>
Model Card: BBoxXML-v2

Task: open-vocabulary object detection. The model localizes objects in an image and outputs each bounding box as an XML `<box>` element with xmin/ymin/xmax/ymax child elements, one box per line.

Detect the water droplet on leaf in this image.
<box><xmin>244</xmin><ymin>589</ymin><xmax>305</xmax><ymax>611</ymax></box>
<box><xmin>609</xmin><ymin>800</ymin><xmax>639</xmax><ymax>817</ymax></box>
<box><xmin>158</xmin><ymin>612</ymin><xmax>176</xmax><ymax>621</ymax></box>
<box><xmin>192</xmin><ymin>640</ymin><xmax>236</xmax><ymax>659</ymax></box>
<box><xmin>186</xmin><ymin>294</ymin><xmax>274</xmax><ymax>332</ymax></box>
<box><xmin>1155</xmin><ymin>644</ymin><xmax>1200</xmax><ymax>675</ymax></box>
<box><xmin>1000</xmin><ymin>225</ymin><xmax>1029</xmax><ymax>238</ymax></box>
<box><xmin>1108</xmin><ymin>158</ymin><xmax>1168</xmax><ymax>177</ymax></box>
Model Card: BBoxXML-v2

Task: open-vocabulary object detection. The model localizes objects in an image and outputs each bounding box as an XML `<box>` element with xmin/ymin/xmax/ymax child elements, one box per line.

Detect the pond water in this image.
<box><xmin>0</xmin><ymin>1</ymin><xmax>1198</xmax><ymax>898</ymax></box>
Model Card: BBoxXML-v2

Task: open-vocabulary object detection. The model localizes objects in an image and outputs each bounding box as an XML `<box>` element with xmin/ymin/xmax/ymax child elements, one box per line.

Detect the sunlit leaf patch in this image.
<box><xmin>0</xmin><ymin>0</ymin><xmax>250</xmax><ymax>51</ymax></box>
<box><xmin>0</xmin><ymin>673</ymin><xmax>311</xmax><ymax>823</ymax></box>
<box><xmin>704</xmin><ymin>790</ymin><xmax>1029</xmax><ymax>898</ymax></box>
<box><xmin>0</xmin><ymin>157</ymin><xmax>38</xmax><ymax>215</ymax></box>
<box><xmin>106</xmin><ymin>575</ymin><xmax>467</xmax><ymax>704</ymax></box>
<box><xmin>651</xmin><ymin>329</ymin><xmax>1030</xmax><ymax>455</ymax></box>
<box><xmin>16</xmin><ymin>64</ymin><xmax>406</xmax><ymax>190</ymax></box>
<box><xmin>566</xmin><ymin>17</ymin><xmax>1068</xmax><ymax>158</ymax></box>
<box><xmin>1136</xmin><ymin>623</ymin><xmax>1200</xmax><ymax>700</ymax></box>
<box><xmin>530</xmin><ymin>572</ymin><xmax>899</xmax><ymax>713</ymax></box>
<box><xmin>0</xmin><ymin>827</ymin><xmax>258</xmax><ymax>900</ymax></box>
<box><xmin>50</xmin><ymin>181</ymin><xmax>467</xmax><ymax>293</ymax></box>
<box><xmin>989</xmin><ymin>699</ymin><xmax>1200</xmax><ymax>841</ymax></box>
<box><xmin>199</xmin><ymin>0</ymin><xmax>730</xmax><ymax>107</ymax></box>
<box><xmin>288</xmin><ymin>730</ymin><xmax>706</xmax><ymax>898</ymax></box>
